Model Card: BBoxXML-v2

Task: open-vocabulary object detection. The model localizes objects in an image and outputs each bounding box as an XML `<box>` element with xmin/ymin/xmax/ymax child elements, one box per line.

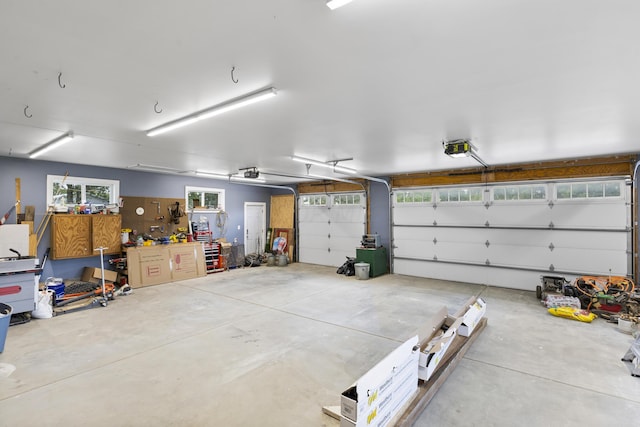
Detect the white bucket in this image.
<box><xmin>355</xmin><ymin>263</ymin><xmax>370</xmax><ymax>280</ymax></box>
<box><xmin>618</xmin><ymin>318</ymin><xmax>635</xmax><ymax>334</ymax></box>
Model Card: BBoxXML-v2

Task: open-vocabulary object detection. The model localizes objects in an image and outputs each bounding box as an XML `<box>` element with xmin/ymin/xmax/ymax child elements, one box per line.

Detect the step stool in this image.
<box><xmin>621</xmin><ymin>335</ymin><xmax>640</xmax><ymax>377</ymax></box>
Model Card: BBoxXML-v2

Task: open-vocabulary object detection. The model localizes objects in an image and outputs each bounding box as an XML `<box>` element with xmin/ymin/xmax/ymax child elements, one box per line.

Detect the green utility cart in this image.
<box><xmin>355</xmin><ymin>247</ymin><xmax>388</xmax><ymax>278</ymax></box>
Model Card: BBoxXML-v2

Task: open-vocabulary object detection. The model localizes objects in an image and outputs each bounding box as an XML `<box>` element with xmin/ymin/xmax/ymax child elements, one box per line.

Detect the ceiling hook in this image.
<box><xmin>154</xmin><ymin>101</ymin><xmax>163</xmax><ymax>114</ymax></box>
<box><xmin>58</xmin><ymin>72</ymin><xmax>66</xmax><ymax>89</ymax></box>
<box><xmin>231</xmin><ymin>66</ymin><xmax>238</xmax><ymax>84</ymax></box>
<box><xmin>24</xmin><ymin>105</ymin><xmax>32</xmax><ymax>118</ymax></box>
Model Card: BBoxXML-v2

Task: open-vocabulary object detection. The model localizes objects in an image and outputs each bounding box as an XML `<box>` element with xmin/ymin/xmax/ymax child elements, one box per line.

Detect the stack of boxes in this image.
<box><xmin>337</xmin><ymin>297</ymin><xmax>487</xmax><ymax>426</ymax></box>
<box><xmin>340</xmin><ymin>337</ymin><xmax>419</xmax><ymax>427</ymax></box>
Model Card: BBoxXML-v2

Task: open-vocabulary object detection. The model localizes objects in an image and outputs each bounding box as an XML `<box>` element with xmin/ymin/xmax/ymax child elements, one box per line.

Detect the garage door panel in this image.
<box><xmin>298</xmin><ymin>207</ymin><xmax>329</xmax><ymax>222</ymax></box>
<box><xmin>394</xmin><ymin>240</ymin><xmax>434</xmax><ymax>259</ymax></box>
<box><xmin>550</xmin><ymin>247</ymin><xmax>627</xmax><ymax>274</ymax></box>
<box><xmin>394</xmin><ymin>259</ymin><xmax>490</xmax><ymax>286</ymax></box>
<box><xmin>434</xmin><ymin>205</ymin><xmax>487</xmax><ymax>226</ymax></box>
<box><xmin>299</xmin><ymin>222</ymin><xmax>326</xmax><ymax>235</ymax></box>
<box><xmin>394</xmin><ymin>206</ymin><xmax>436</xmax><ymax>226</ymax></box>
<box><xmin>551</xmin><ymin>203</ymin><xmax>627</xmax><ymax>229</ymax></box>
<box><xmin>487</xmin><ymin>229</ymin><xmax>553</xmax><ymax>247</ymax></box>
<box><xmin>487</xmin><ymin>245</ymin><xmax>552</xmax><ymax>269</ymax></box>
<box><xmin>549</xmin><ymin>230</ymin><xmax>627</xmax><ymax>251</ymax></box>
<box><xmin>395</xmin><ymin>227</ymin><xmax>433</xmax><ymax>241</ymax></box>
<box><xmin>487</xmin><ymin>203</ymin><xmax>551</xmax><ymax>227</ymax></box>
<box><xmin>299</xmin><ymin>233</ymin><xmax>328</xmax><ymax>249</ymax></box>
<box><xmin>331</xmin><ymin>207</ymin><xmax>365</xmax><ymax>222</ymax></box>
<box><xmin>434</xmin><ymin>242</ymin><xmax>486</xmax><ymax>263</ymax></box>
<box><xmin>299</xmin><ymin>248</ymin><xmax>330</xmax><ymax>265</ymax></box>
<box><xmin>331</xmin><ymin>221</ymin><xmax>364</xmax><ymax>238</ymax></box>
<box><xmin>392</xmin><ymin>178</ymin><xmax>629</xmax><ymax>288</ymax></box>
<box><xmin>329</xmin><ymin>248</ymin><xmax>356</xmax><ymax>267</ymax></box>
<box><xmin>432</xmin><ymin>228</ymin><xmax>487</xmax><ymax>243</ymax></box>
<box><xmin>298</xmin><ymin>193</ymin><xmax>365</xmax><ymax>267</ymax></box>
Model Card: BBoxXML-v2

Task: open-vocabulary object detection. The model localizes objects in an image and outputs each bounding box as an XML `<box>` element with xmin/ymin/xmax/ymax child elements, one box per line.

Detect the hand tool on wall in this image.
<box><xmin>151</xmin><ymin>201</ymin><xmax>160</xmax><ymax>214</ymax></box>
<box><xmin>0</xmin><ymin>202</ymin><xmax>18</xmax><ymax>226</ymax></box>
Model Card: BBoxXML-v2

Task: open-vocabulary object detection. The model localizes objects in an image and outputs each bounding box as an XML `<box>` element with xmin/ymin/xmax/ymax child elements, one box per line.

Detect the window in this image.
<box><xmin>47</xmin><ymin>175</ymin><xmax>120</xmax><ymax>211</ymax></box>
<box><xmin>186</xmin><ymin>186</ymin><xmax>225</xmax><ymax>211</ymax></box>
<box><xmin>333</xmin><ymin>194</ymin><xmax>362</xmax><ymax>205</ymax></box>
<box><xmin>492</xmin><ymin>184</ymin><xmax>546</xmax><ymax>201</ymax></box>
<box><xmin>396</xmin><ymin>190</ymin><xmax>432</xmax><ymax>204</ymax></box>
<box><xmin>438</xmin><ymin>187</ymin><xmax>483</xmax><ymax>203</ymax></box>
<box><xmin>556</xmin><ymin>181</ymin><xmax>622</xmax><ymax>200</ymax></box>
<box><xmin>301</xmin><ymin>195</ymin><xmax>328</xmax><ymax>206</ymax></box>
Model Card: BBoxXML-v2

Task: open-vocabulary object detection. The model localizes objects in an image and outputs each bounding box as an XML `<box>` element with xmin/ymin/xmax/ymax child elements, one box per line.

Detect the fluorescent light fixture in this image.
<box><xmin>291</xmin><ymin>155</ymin><xmax>357</xmax><ymax>174</ymax></box>
<box><xmin>195</xmin><ymin>171</ymin><xmax>228</xmax><ymax>179</ymax></box>
<box><xmin>229</xmin><ymin>175</ymin><xmax>266</xmax><ymax>183</ymax></box>
<box><xmin>128</xmin><ymin>163</ymin><xmax>191</xmax><ymax>174</ymax></box>
<box><xmin>29</xmin><ymin>131</ymin><xmax>74</xmax><ymax>159</ymax></box>
<box><xmin>327</xmin><ymin>0</ymin><xmax>353</xmax><ymax>10</ymax></box>
<box><xmin>146</xmin><ymin>87</ymin><xmax>278</xmax><ymax>137</ymax></box>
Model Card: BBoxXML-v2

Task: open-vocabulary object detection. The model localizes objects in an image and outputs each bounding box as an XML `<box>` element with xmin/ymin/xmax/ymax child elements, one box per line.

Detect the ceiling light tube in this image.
<box><xmin>29</xmin><ymin>131</ymin><xmax>74</xmax><ymax>159</ymax></box>
<box><xmin>327</xmin><ymin>0</ymin><xmax>353</xmax><ymax>10</ymax></box>
<box><xmin>128</xmin><ymin>163</ymin><xmax>191</xmax><ymax>174</ymax></box>
<box><xmin>147</xmin><ymin>87</ymin><xmax>278</xmax><ymax>137</ymax></box>
<box><xmin>195</xmin><ymin>171</ymin><xmax>228</xmax><ymax>179</ymax></box>
<box><xmin>291</xmin><ymin>155</ymin><xmax>357</xmax><ymax>174</ymax></box>
<box><xmin>229</xmin><ymin>175</ymin><xmax>267</xmax><ymax>183</ymax></box>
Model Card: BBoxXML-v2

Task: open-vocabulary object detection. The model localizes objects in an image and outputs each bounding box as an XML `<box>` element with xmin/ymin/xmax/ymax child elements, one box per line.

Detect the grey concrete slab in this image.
<box><xmin>0</xmin><ymin>263</ymin><xmax>638</xmax><ymax>427</ymax></box>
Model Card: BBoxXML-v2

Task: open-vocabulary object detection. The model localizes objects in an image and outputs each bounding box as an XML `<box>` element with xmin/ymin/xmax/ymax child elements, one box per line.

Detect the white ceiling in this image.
<box><xmin>1</xmin><ymin>0</ymin><xmax>639</xmax><ymax>184</ymax></box>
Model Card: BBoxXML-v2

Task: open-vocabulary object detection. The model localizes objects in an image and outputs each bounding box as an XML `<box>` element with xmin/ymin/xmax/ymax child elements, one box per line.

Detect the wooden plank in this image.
<box><xmin>15</xmin><ymin>177</ymin><xmax>21</xmax><ymax>216</ymax></box>
<box><xmin>394</xmin><ymin>318</ymin><xmax>488</xmax><ymax>427</ymax></box>
<box><xmin>391</xmin><ymin>155</ymin><xmax>635</xmax><ymax>188</ymax></box>
<box><xmin>321</xmin><ymin>405</ymin><xmax>341</xmax><ymax>421</ymax></box>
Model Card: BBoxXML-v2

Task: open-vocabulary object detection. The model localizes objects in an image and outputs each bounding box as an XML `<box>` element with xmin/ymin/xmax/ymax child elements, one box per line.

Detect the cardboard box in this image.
<box><xmin>81</xmin><ymin>267</ymin><xmax>118</xmax><ymax>283</ymax></box>
<box><xmin>126</xmin><ymin>243</ymin><xmax>206</xmax><ymax>288</ymax></box>
<box><xmin>340</xmin><ymin>336</ymin><xmax>419</xmax><ymax>426</ymax></box>
<box><xmin>415</xmin><ymin>307</ymin><xmax>463</xmax><ymax>381</ymax></box>
<box><xmin>126</xmin><ymin>246</ymin><xmax>172</xmax><ymax>288</ymax></box>
<box><xmin>169</xmin><ymin>243</ymin><xmax>206</xmax><ymax>281</ymax></box>
<box><xmin>458</xmin><ymin>297</ymin><xmax>487</xmax><ymax>337</ymax></box>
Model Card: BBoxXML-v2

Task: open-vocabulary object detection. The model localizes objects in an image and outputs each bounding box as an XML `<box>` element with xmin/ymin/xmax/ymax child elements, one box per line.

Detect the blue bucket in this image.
<box><xmin>46</xmin><ymin>283</ymin><xmax>65</xmax><ymax>301</ymax></box>
<box><xmin>0</xmin><ymin>303</ymin><xmax>12</xmax><ymax>353</ymax></box>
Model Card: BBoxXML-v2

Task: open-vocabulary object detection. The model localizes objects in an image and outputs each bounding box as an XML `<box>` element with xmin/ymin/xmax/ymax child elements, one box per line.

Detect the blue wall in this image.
<box><xmin>368</xmin><ymin>179</ymin><xmax>391</xmax><ymax>251</ymax></box>
<box><xmin>0</xmin><ymin>156</ymin><xmax>394</xmax><ymax>278</ymax></box>
<box><xmin>0</xmin><ymin>156</ymin><xmax>274</xmax><ymax>280</ymax></box>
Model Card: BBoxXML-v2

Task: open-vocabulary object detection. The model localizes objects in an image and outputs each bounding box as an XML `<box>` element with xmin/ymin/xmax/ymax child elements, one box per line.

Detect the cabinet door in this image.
<box><xmin>92</xmin><ymin>214</ymin><xmax>121</xmax><ymax>255</ymax></box>
<box><xmin>52</xmin><ymin>215</ymin><xmax>92</xmax><ymax>259</ymax></box>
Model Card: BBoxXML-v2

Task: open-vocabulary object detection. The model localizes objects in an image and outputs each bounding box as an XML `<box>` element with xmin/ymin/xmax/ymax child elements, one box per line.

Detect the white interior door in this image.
<box><xmin>244</xmin><ymin>202</ymin><xmax>266</xmax><ymax>255</ymax></box>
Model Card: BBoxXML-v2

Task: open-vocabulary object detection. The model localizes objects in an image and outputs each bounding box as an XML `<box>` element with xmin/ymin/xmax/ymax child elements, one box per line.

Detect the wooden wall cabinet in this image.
<box><xmin>51</xmin><ymin>214</ymin><xmax>121</xmax><ymax>259</ymax></box>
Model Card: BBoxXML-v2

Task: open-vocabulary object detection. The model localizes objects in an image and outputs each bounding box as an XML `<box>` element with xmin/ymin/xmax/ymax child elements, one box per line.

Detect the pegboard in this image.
<box><xmin>120</xmin><ymin>197</ymin><xmax>189</xmax><ymax>239</ymax></box>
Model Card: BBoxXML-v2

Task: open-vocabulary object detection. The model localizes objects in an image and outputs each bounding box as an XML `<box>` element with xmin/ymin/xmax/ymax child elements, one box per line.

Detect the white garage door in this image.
<box><xmin>298</xmin><ymin>192</ymin><xmax>366</xmax><ymax>267</ymax></box>
<box><xmin>393</xmin><ymin>178</ymin><xmax>631</xmax><ymax>290</ymax></box>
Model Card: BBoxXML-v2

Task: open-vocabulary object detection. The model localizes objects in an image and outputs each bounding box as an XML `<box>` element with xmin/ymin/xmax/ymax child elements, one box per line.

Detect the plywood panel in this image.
<box><xmin>270</xmin><ymin>194</ymin><xmax>294</xmax><ymax>229</ymax></box>
<box><xmin>52</xmin><ymin>215</ymin><xmax>92</xmax><ymax>259</ymax></box>
<box><xmin>93</xmin><ymin>214</ymin><xmax>122</xmax><ymax>255</ymax></box>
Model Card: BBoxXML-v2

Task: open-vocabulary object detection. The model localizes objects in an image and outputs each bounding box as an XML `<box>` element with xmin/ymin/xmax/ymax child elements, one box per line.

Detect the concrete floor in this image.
<box><xmin>0</xmin><ymin>263</ymin><xmax>639</xmax><ymax>426</ymax></box>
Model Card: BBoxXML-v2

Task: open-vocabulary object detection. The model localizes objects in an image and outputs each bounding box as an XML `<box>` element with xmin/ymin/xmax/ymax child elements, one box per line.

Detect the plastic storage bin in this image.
<box><xmin>0</xmin><ymin>303</ymin><xmax>12</xmax><ymax>353</ymax></box>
